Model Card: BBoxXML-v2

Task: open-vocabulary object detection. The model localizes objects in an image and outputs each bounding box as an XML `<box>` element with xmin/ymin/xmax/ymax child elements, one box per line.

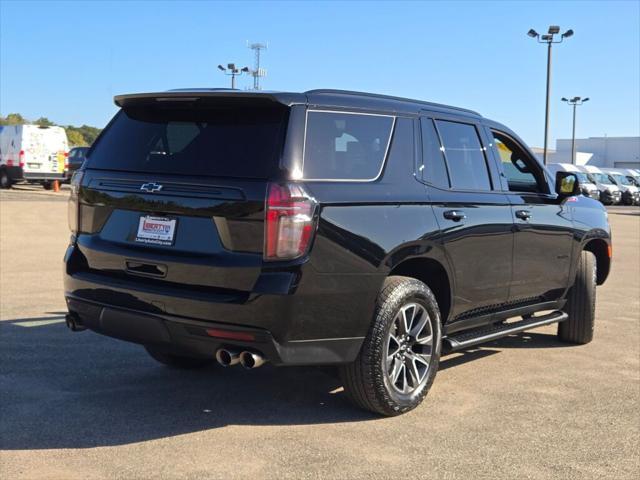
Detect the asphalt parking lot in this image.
<box><xmin>1</xmin><ymin>186</ymin><xmax>639</xmax><ymax>479</ymax></box>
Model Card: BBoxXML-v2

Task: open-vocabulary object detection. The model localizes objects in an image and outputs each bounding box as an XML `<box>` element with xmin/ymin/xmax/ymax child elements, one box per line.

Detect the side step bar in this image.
<box><xmin>443</xmin><ymin>311</ymin><xmax>568</xmax><ymax>353</ymax></box>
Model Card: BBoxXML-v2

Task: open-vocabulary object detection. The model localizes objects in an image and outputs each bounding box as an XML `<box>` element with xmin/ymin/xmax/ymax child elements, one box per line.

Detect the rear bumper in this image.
<box><xmin>63</xmin><ymin>243</ymin><xmax>379</xmax><ymax>365</ymax></box>
<box><xmin>24</xmin><ymin>172</ymin><xmax>66</xmax><ymax>181</ymax></box>
<box><xmin>65</xmin><ymin>295</ymin><xmax>362</xmax><ymax>366</ymax></box>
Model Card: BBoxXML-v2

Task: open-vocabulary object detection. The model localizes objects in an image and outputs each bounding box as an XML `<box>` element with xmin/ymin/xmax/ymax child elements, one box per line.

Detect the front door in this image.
<box><xmin>487</xmin><ymin>128</ymin><xmax>574</xmax><ymax>302</ymax></box>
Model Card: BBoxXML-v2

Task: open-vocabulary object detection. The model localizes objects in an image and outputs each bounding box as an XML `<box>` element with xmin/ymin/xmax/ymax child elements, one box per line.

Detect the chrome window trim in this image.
<box><xmin>299</xmin><ymin>109</ymin><xmax>397</xmax><ymax>183</ymax></box>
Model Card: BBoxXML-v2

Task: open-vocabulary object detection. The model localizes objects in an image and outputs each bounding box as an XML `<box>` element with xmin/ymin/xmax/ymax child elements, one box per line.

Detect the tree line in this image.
<box><xmin>0</xmin><ymin>113</ymin><xmax>102</xmax><ymax>147</ymax></box>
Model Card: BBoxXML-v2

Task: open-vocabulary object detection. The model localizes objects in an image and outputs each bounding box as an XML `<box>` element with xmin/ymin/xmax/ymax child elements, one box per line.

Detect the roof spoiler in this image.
<box><xmin>114</xmin><ymin>90</ymin><xmax>305</xmax><ymax>108</ymax></box>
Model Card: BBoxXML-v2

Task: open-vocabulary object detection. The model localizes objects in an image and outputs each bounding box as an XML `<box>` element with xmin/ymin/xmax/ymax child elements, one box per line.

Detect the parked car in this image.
<box><xmin>65</xmin><ymin>146</ymin><xmax>90</xmax><ymax>181</ymax></box>
<box><xmin>626</xmin><ymin>169</ymin><xmax>640</xmax><ymax>183</ymax></box>
<box><xmin>580</xmin><ymin>166</ymin><xmax>622</xmax><ymax>205</ymax></box>
<box><xmin>604</xmin><ymin>168</ymin><xmax>640</xmax><ymax>205</ymax></box>
<box><xmin>64</xmin><ymin>89</ymin><xmax>611</xmax><ymax>416</ymax></box>
<box><xmin>547</xmin><ymin>163</ymin><xmax>599</xmax><ymax>200</ymax></box>
<box><xmin>0</xmin><ymin>124</ymin><xmax>68</xmax><ymax>189</ymax></box>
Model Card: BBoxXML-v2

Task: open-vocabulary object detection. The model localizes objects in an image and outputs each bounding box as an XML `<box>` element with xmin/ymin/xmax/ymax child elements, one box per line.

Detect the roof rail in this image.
<box><xmin>305</xmin><ymin>89</ymin><xmax>481</xmax><ymax>116</ymax></box>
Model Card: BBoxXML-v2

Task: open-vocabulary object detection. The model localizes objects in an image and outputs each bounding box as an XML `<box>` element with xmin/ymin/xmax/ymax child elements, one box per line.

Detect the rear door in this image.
<box><xmin>22</xmin><ymin>126</ymin><xmax>67</xmax><ymax>176</ymax></box>
<box><xmin>75</xmin><ymin>100</ymin><xmax>289</xmax><ymax>298</ymax></box>
<box><xmin>486</xmin><ymin>128</ymin><xmax>574</xmax><ymax>302</ymax></box>
<box><xmin>420</xmin><ymin>116</ymin><xmax>514</xmax><ymax>321</ymax></box>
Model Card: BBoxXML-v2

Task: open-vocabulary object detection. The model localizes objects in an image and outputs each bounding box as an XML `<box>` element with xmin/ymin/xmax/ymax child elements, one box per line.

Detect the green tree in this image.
<box><xmin>0</xmin><ymin>113</ymin><xmax>26</xmax><ymax>125</ymax></box>
<box><xmin>76</xmin><ymin>125</ymin><xmax>101</xmax><ymax>145</ymax></box>
<box><xmin>34</xmin><ymin>117</ymin><xmax>55</xmax><ymax>127</ymax></box>
<box><xmin>66</xmin><ymin>130</ymin><xmax>86</xmax><ymax>147</ymax></box>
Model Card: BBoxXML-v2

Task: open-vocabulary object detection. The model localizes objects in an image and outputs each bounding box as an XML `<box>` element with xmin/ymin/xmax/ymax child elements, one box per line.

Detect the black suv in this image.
<box><xmin>64</xmin><ymin>89</ymin><xmax>611</xmax><ymax>416</ymax></box>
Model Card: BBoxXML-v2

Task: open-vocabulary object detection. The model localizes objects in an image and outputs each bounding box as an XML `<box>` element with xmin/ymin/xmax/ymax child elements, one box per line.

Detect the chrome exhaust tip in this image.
<box><xmin>65</xmin><ymin>313</ymin><xmax>86</xmax><ymax>332</ymax></box>
<box><xmin>239</xmin><ymin>351</ymin><xmax>266</xmax><ymax>369</ymax></box>
<box><xmin>215</xmin><ymin>348</ymin><xmax>241</xmax><ymax>367</ymax></box>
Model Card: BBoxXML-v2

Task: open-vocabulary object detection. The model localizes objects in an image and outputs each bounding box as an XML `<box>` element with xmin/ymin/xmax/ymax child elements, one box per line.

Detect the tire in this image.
<box><xmin>144</xmin><ymin>345</ymin><xmax>213</xmax><ymax>369</ymax></box>
<box><xmin>0</xmin><ymin>169</ymin><xmax>11</xmax><ymax>189</ymax></box>
<box><xmin>558</xmin><ymin>250</ymin><xmax>596</xmax><ymax>344</ymax></box>
<box><xmin>340</xmin><ymin>276</ymin><xmax>442</xmax><ymax>416</ymax></box>
<box><xmin>42</xmin><ymin>181</ymin><xmax>53</xmax><ymax>190</ymax></box>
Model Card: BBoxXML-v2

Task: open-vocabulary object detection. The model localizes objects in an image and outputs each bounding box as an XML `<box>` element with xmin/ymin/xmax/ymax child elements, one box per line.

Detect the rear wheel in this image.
<box><xmin>0</xmin><ymin>169</ymin><xmax>11</xmax><ymax>189</ymax></box>
<box><xmin>144</xmin><ymin>345</ymin><xmax>213</xmax><ymax>369</ymax></box>
<box><xmin>42</xmin><ymin>181</ymin><xmax>53</xmax><ymax>190</ymax></box>
<box><xmin>558</xmin><ymin>250</ymin><xmax>596</xmax><ymax>344</ymax></box>
<box><xmin>340</xmin><ymin>276</ymin><xmax>442</xmax><ymax>416</ymax></box>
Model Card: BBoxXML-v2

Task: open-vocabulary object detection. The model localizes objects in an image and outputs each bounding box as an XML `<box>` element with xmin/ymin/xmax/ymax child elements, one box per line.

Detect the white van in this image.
<box><xmin>579</xmin><ymin>165</ymin><xmax>622</xmax><ymax>205</ymax></box>
<box><xmin>0</xmin><ymin>124</ymin><xmax>68</xmax><ymax>188</ymax></box>
<box><xmin>547</xmin><ymin>163</ymin><xmax>600</xmax><ymax>200</ymax></box>
<box><xmin>603</xmin><ymin>168</ymin><xmax>640</xmax><ymax>205</ymax></box>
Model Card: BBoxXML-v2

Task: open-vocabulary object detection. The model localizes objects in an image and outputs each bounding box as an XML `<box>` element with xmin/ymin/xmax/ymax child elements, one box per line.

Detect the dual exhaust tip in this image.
<box><xmin>215</xmin><ymin>348</ymin><xmax>266</xmax><ymax>369</ymax></box>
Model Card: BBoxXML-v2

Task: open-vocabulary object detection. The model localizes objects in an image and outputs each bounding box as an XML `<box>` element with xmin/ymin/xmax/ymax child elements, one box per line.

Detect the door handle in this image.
<box><xmin>515</xmin><ymin>210</ymin><xmax>532</xmax><ymax>220</ymax></box>
<box><xmin>443</xmin><ymin>210</ymin><xmax>466</xmax><ymax>222</ymax></box>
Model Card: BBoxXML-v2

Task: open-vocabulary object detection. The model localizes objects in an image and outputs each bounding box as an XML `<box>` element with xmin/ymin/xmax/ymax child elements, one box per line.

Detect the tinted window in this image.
<box><xmin>303</xmin><ymin>111</ymin><xmax>394</xmax><ymax>180</ymax></box>
<box><xmin>86</xmin><ymin>106</ymin><xmax>288</xmax><ymax>178</ymax></box>
<box><xmin>435</xmin><ymin>120</ymin><xmax>491</xmax><ymax>191</ymax></box>
<box><xmin>420</xmin><ymin>118</ymin><xmax>449</xmax><ymax>188</ymax></box>
<box><xmin>491</xmin><ymin>131</ymin><xmax>543</xmax><ymax>193</ymax></box>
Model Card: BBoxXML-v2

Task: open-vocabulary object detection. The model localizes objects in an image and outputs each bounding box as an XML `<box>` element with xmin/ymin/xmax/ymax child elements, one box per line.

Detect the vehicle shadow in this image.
<box><xmin>0</xmin><ymin>320</ymin><xmax>374</xmax><ymax>450</ymax></box>
<box><xmin>0</xmin><ymin>319</ymin><xmax>570</xmax><ymax>450</ymax></box>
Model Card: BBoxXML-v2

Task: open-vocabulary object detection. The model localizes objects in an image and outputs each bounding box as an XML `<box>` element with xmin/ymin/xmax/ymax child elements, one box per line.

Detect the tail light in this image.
<box><xmin>64</xmin><ymin>151</ymin><xmax>69</xmax><ymax>170</ymax></box>
<box><xmin>67</xmin><ymin>170</ymin><xmax>84</xmax><ymax>233</ymax></box>
<box><xmin>18</xmin><ymin>150</ymin><xmax>25</xmax><ymax>168</ymax></box>
<box><xmin>264</xmin><ymin>182</ymin><xmax>317</xmax><ymax>260</ymax></box>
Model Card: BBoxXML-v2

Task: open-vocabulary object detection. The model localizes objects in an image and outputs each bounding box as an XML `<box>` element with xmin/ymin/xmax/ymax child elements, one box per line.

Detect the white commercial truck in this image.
<box><xmin>0</xmin><ymin>124</ymin><xmax>68</xmax><ymax>189</ymax></box>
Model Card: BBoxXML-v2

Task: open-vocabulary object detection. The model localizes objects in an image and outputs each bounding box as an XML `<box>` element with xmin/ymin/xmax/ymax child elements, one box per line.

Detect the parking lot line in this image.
<box><xmin>11</xmin><ymin>317</ymin><xmax>66</xmax><ymax>328</ymax></box>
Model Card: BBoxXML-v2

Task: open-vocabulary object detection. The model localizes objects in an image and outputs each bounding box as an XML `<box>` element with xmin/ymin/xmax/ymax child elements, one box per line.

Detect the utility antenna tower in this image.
<box><xmin>247</xmin><ymin>41</ymin><xmax>268</xmax><ymax>90</ymax></box>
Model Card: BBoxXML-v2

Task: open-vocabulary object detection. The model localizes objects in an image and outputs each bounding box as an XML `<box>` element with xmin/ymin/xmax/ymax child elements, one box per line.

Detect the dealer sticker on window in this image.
<box><xmin>135</xmin><ymin>216</ymin><xmax>177</xmax><ymax>246</ymax></box>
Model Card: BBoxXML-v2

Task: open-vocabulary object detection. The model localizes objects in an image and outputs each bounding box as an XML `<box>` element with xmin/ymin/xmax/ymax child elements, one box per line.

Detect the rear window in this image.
<box><xmin>435</xmin><ymin>120</ymin><xmax>492</xmax><ymax>191</ymax></box>
<box><xmin>303</xmin><ymin>111</ymin><xmax>394</xmax><ymax>180</ymax></box>
<box><xmin>86</xmin><ymin>105</ymin><xmax>288</xmax><ymax>178</ymax></box>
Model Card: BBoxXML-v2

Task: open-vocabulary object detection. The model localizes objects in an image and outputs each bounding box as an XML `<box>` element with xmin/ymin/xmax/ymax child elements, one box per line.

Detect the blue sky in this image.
<box><xmin>1</xmin><ymin>0</ymin><xmax>638</xmax><ymax>148</ymax></box>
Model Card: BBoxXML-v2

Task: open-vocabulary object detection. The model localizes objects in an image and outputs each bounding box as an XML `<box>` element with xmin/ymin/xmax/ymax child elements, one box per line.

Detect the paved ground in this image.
<box><xmin>1</xmin><ymin>188</ymin><xmax>639</xmax><ymax>479</ymax></box>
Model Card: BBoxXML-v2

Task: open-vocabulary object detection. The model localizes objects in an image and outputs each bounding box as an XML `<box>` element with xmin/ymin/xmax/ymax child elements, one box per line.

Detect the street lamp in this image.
<box><xmin>217</xmin><ymin>63</ymin><xmax>250</xmax><ymax>89</ymax></box>
<box><xmin>561</xmin><ymin>96</ymin><xmax>590</xmax><ymax>165</ymax></box>
<box><xmin>527</xmin><ymin>26</ymin><xmax>574</xmax><ymax>165</ymax></box>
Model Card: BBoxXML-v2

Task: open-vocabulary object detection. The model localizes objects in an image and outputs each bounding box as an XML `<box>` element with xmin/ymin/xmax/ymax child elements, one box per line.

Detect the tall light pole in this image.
<box><xmin>561</xmin><ymin>96</ymin><xmax>589</xmax><ymax>165</ymax></box>
<box><xmin>217</xmin><ymin>63</ymin><xmax>250</xmax><ymax>89</ymax></box>
<box><xmin>527</xmin><ymin>26</ymin><xmax>574</xmax><ymax>165</ymax></box>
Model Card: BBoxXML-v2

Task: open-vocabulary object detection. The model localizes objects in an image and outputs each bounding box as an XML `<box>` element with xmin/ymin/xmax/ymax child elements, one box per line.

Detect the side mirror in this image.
<box><xmin>555</xmin><ymin>171</ymin><xmax>580</xmax><ymax>197</ymax></box>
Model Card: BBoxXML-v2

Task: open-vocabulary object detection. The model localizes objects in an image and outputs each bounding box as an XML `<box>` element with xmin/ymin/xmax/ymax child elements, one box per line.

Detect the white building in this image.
<box><xmin>533</xmin><ymin>136</ymin><xmax>640</xmax><ymax>169</ymax></box>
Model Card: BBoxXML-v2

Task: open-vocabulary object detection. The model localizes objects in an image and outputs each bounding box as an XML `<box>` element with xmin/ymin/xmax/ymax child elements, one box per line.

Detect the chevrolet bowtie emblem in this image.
<box><xmin>140</xmin><ymin>182</ymin><xmax>163</xmax><ymax>193</ymax></box>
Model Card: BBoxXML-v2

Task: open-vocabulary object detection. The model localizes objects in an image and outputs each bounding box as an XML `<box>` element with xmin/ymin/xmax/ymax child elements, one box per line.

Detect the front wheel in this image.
<box><xmin>558</xmin><ymin>250</ymin><xmax>596</xmax><ymax>344</ymax></box>
<box><xmin>340</xmin><ymin>276</ymin><xmax>442</xmax><ymax>416</ymax></box>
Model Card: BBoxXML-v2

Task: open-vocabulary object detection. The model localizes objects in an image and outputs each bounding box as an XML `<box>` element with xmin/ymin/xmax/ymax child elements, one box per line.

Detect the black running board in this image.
<box><xmin>443</xmin><ymin>311</ymin><xmax>568</xmax><ymax>353</ymax></box>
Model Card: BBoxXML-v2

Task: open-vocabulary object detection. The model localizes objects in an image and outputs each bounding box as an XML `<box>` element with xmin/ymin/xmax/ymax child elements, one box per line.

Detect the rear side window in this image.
<box><xmin>86</xmin><ymin>105</ymin><xmax>288</xmax><ymax>178</ymax></box>
<box><xmin>303</xmin><ymin>111</ymin><xmax>394</xmax><ymax>180</ymax></box>
<box><xmin>420</xmin><ymin>118</ymin><xmax>449</xmax><ymax>189</ymax></box>
<box><xmin>435</xmin><ymin>120</ymin><xmax>492</xmax><ymax>191</ymax></box>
